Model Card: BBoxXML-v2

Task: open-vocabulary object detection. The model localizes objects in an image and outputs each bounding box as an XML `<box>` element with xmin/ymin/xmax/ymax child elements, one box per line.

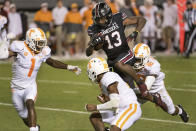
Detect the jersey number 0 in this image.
<box><xmin>105</xmin><ymin>31</ymin><xmax>122</xmax><ymax>49</ymax></box>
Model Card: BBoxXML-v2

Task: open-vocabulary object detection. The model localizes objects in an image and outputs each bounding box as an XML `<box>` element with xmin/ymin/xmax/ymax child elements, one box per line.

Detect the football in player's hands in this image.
<box><xmin>85</xmin><ymin>104</ymin><xmax>97</xmax><ymax>112</ymax></box>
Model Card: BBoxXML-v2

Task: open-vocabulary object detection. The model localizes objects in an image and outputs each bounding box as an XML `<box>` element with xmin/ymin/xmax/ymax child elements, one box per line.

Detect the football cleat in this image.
<box><xmin>178</xmin><ymin>105</ymin><xmax>189</xmax><ymax>123</ymax></box>
<box><xmin>37</xmin><ymin>125</ymin><xmax>40</xmax><ymax>131</ymax></box>
<box><xmin>104</xmin><ymin>127</ymin><xmax>110</xmax><ymax>131</ymax></box>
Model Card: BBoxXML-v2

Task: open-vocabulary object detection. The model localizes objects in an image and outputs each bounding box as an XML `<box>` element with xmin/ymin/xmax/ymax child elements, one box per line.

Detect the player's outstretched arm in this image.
<box><xmin>123</xmin><ymin>16</ymin><xmax>146</xmax><ymax>32</ymax></box>
<box><xmin>45</xmin><ymin>58</ymin><xmax>81</xmax><ymax>75</ymax></box>
<box><xmin>0</xmin><ymin>42</ymin><xmax>16</xmax><ymax>59</ymax></box>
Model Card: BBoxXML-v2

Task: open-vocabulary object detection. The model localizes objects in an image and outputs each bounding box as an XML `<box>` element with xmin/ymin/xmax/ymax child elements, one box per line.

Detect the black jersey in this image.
<box><xmin>88</xmin><ymin>12</ymin><xmax>130</xmax><ymax>61</ymax></box>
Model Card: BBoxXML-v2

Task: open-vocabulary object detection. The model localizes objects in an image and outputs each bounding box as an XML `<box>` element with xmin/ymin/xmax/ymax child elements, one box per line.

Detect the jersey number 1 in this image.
<box><xmin>105</xmin><ymin>31</ymin><xmax>122</xmax><ymax>49</ymax></box>
<box><xmin>28</xmin><ymin>58</ymin><xmax>36</xmax><ymax>77</ymax></box>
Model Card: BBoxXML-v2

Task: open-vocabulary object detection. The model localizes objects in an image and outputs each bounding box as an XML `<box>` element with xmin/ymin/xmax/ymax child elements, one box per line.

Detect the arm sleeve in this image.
<box><xmin>9</xmin><ymin>41</ymin><xmax>22</xmax><ymax>53</ymax></box>
<box><xmin>97</xmin><ymin>93</ymin><xmax>120</xmax><ymax>110</ymax></box>
<box><xmin>145</xmin><ymin>76</ymin><xmax>156</xmax><ymax>90</ymax></box>
<box><xmin>42</xmin><ymin>46</ymin><xmax>51</xmax><ymax>62</ymax></box>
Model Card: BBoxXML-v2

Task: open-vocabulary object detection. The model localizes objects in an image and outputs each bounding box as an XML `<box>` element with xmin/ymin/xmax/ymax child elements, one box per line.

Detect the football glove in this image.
<box><xmin>136</xmin><ymin>81</ymin><xmax>148</xmax><ymax>97</ymax></box>
<box><xmin>151</xmin><ymin>92</ymin><xmax>168</xmax><ymax>112</ymax></box>
<box><xmin>90</xmin><ymin>34</ymin><xmax>104</xmax><ymax>47</ymax></box>
<box><xmin>67</xmin><ymin>65</ymin><xmax>81</xmax><ymax>75</ymax></box>
<box><xmin>127</xmin><ymin>30</ymin><xmax>139</xmax><ymax>41</ymax></box>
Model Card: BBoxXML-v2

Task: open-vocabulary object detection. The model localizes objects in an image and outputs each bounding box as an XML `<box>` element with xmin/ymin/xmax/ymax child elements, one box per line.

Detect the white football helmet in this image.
<box><xmin>87</xmin><ymin>57</ymin><xmax>109</xmax><ymax>83</ymax></box>
<box><xmin>133</xmin><ymin>43</ymin><xmax>151</xmax><ymax>69</ymax></box>
<box><xmin>25</xmin><ymin>28</ymin><xmax>47</xmax><ymax>53</ymax></box>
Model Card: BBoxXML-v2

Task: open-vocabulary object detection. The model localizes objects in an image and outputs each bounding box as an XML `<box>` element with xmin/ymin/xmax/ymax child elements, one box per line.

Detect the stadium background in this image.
<box><xmin>0</xmin><ymin>0</ymin><xmax>196</xmax><ymax>131</ymax></box>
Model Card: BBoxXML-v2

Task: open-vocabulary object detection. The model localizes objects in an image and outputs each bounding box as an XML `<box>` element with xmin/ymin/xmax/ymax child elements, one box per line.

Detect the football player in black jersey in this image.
<box><xmin>86</xmin><ymin>2</ymin><xmax>167</xmax><ymax>114</ymax></box>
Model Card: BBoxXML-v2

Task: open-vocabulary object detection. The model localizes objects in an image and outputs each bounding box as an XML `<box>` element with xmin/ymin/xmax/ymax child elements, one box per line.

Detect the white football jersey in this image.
<box><xmin>10</xmin><ymin>41</ymin><xmax>51</xmax><ymax>89</ymax></box>
<box><xmin>100</xmin><ymin>72</ymin><xmax>138</xmax><ymax>108</ymax></box>
<box><xmin>136</xmin><ymin>57</ymin><xmax>165</xmax><ymax>93</ymax></box>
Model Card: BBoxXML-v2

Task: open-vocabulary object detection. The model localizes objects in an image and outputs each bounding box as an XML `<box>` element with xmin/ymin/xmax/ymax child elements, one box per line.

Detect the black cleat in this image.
<box><xmin>37</xmin><ymin>125</ymin><xmax>40</xmax><ymax>131</ymax></box>
<box><xmin>178</xmin><ymin>105</ymin><xmax>189</xmax><ymax>123</ymax></box>
<box><xmin>104</xmin><ymin>127</ymin><xmax>110</xmax><ymax>131</ymax></box>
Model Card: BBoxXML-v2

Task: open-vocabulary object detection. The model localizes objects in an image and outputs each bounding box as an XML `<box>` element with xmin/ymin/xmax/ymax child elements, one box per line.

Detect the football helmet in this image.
<box><xmin>87</xmin><ymin>57</ymin><xmax>109</xmax><ymax>83</ymax></box>
<box><xmin>133</xmin><ymin>43</ymin><xmax>151</xmax><ymax>69</ymax></box>
<box><xmin>92</xmin><ymin>2</ymin><xmax>112</xmax><ymax>27</ymax></box>
<box><xmin>25</xmin><ymin>28</ymin><xmax>47</xmax><ymax>53</ymax></box>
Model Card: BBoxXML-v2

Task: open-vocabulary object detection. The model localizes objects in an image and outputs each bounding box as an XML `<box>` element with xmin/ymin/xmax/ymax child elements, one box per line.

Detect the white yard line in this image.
<box><xmin>182</xmin><ymin>84</ymin><xmax>196</xmax><ymax>88</ymax></box>
<box><xmin>1</xmin><ymin>77</ymin><xmax>196</xmax><ymax>93</ymax></box>
<box><xmin>0</xmin><ymin>102</ymin><xmax>195</xmax><ymax>126</ymax></box>
<box><xmin>63</xmin><ymin>91</ymin><xmax>78</xmax><ymax>94</ymax></box>
<box><xmin>167</xmin><ymin>87</ymin><xmax>196</xmax><ymax>93</ymax></box>
<box><xmin>164</xmin><ymin>70</ymin><xmax>196</xmax><ymax>75</ymax></box>
<box><xmin>0</xmin><ymin>77</ymin><xmax>91</xmax><ymax>86</ymax></box>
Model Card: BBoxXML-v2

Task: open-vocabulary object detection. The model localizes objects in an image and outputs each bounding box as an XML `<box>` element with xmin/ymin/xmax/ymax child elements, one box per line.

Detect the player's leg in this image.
<box><xmin>111</xmin><ymin>103</ymin><xmax>142</xmax><ymax>131</ymax></box>
<box><xmin>90</xmin><ymin>110</ymin><xmax>115</xmax><ymax>131</ymax></box>
<box><xmin>89</xmin><ymin>112</ymin><xmax>105</xmax><ymax>131</ymax></box>
<box><xmin>26</xmin><ymin>99</ymin><xmax>37</xmax><ymax>127</ymax></box>
<box><xmin>12</xmin><ymin>89</ymin><xmax>29</xmax><ymax>126</ymax></box>
<box><xmin>158</xmin><ymin>87</ymin><xmax>189</xmax><ymax>122</ymax></box>
<box><xmin>24</xmin><ymin>84</ymin><xmax>39</xmax><ymax>131</ymax></box>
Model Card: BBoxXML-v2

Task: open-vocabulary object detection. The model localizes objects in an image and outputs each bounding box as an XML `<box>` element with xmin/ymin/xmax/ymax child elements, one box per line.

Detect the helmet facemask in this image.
<box><xmin>26</xmin><ymin>28</ymin><xmax>47</xmax><ymax>54</ymax></box>
<box><xmin>27</xmin><ymin>39</ymin><xmax>47</xmax><ymax>54</ymax></box>
<box><xmin>133</xmin><ymin>56</ymin><xmax>149</xmax><ymax>70</ymax></box>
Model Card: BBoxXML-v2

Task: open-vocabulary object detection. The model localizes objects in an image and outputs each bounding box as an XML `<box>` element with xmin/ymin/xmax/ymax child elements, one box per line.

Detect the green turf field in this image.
<box><xmin>0</xmin><ymin>56</ymin><xmax>196</xmax><ymax>131</ymax></box>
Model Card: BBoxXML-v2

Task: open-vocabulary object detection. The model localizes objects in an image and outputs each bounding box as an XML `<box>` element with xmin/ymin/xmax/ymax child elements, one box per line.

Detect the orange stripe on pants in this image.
<box><xmin>115</xmin><ymin>104</ymin><xmax>132</xmax><ymax>127</ymax></box>
<box><xmin>120</xmin><ymin>104</ymin><xmax>137</xmax><ymax>129</ymax></box>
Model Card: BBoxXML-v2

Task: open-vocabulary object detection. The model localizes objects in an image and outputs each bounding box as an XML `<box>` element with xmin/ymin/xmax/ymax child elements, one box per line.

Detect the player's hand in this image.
<box><xmin>136</xmin><ymin>81</ymin><xmax>148</xmax><ymax>97</ymax></box>
<box><xmin>151</xmin><ymin>92</ymin><xmax>168</xmax><ymax>112</ymax></box>
<box><xmin>97</xmin><ymin>94</ymin><xmax>106</xmax><ymax>103</ymax></box>
<box><xmin>67</xmin><ymin>65</ymin><xmax>81</xmax><ymax>75</ymax></box>
<box><xmin>97</xmin><ymin>94</ymin><xmax>110</xmax><ymax>103</ymax></box>
<box><xmin>127</xmin><ymin>30</ymin><xmax>139</xmax><ymax>41</ymax></box>
<box><xmin>85</xmin><ymin>104</ymin><xmax>97</xmax><ymax>112</ymax></box>
<box><xmin>90</xmin><ymin>35</ymin><xmax>104</xmax><ymax>47</ymax></box>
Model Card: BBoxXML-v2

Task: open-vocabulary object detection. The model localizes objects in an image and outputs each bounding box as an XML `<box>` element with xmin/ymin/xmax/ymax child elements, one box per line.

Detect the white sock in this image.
<box><xmin>30</xmin><ymin>127</ymin><xmax>38</xmax><ymax>131</ymax></box>
<box><xmin>177</xmin><ymin>106</ymin><xmax>183</xmax><ymax>115</ymax></box>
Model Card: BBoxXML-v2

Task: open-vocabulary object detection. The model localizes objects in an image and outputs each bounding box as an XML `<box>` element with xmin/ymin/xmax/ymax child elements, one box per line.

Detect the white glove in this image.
<box><xmin>67</xmin><ymin>65</ymin><xmax>81</xmax><ymax>75</ymax></box>
<box><xmin>7</xmin><ymin>33</ymin><xmax>16</xmax><ymax>39</ymax></box>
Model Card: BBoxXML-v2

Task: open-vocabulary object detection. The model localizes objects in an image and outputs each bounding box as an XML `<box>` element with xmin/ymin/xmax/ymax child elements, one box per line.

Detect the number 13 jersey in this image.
<box><xmin>88</xmin><ymin>12</ymin><xmax>130</xmax><ymax>61</ymax></box>
<box><xmin>10</xmin><ymin>41</ymin><xmax>51</xmax><ymax>89</ymax></box>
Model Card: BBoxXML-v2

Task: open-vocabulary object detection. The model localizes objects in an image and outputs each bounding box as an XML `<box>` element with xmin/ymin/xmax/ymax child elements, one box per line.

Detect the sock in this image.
<box><xmin>30</xmin><ymin>127</ymin><xmax>38</xmax><ymax>131</ymax></box>
<box><xmin>177</xmin><ymin>106</ymin><xmax>183</xmax><ymax>115</ymax></box>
